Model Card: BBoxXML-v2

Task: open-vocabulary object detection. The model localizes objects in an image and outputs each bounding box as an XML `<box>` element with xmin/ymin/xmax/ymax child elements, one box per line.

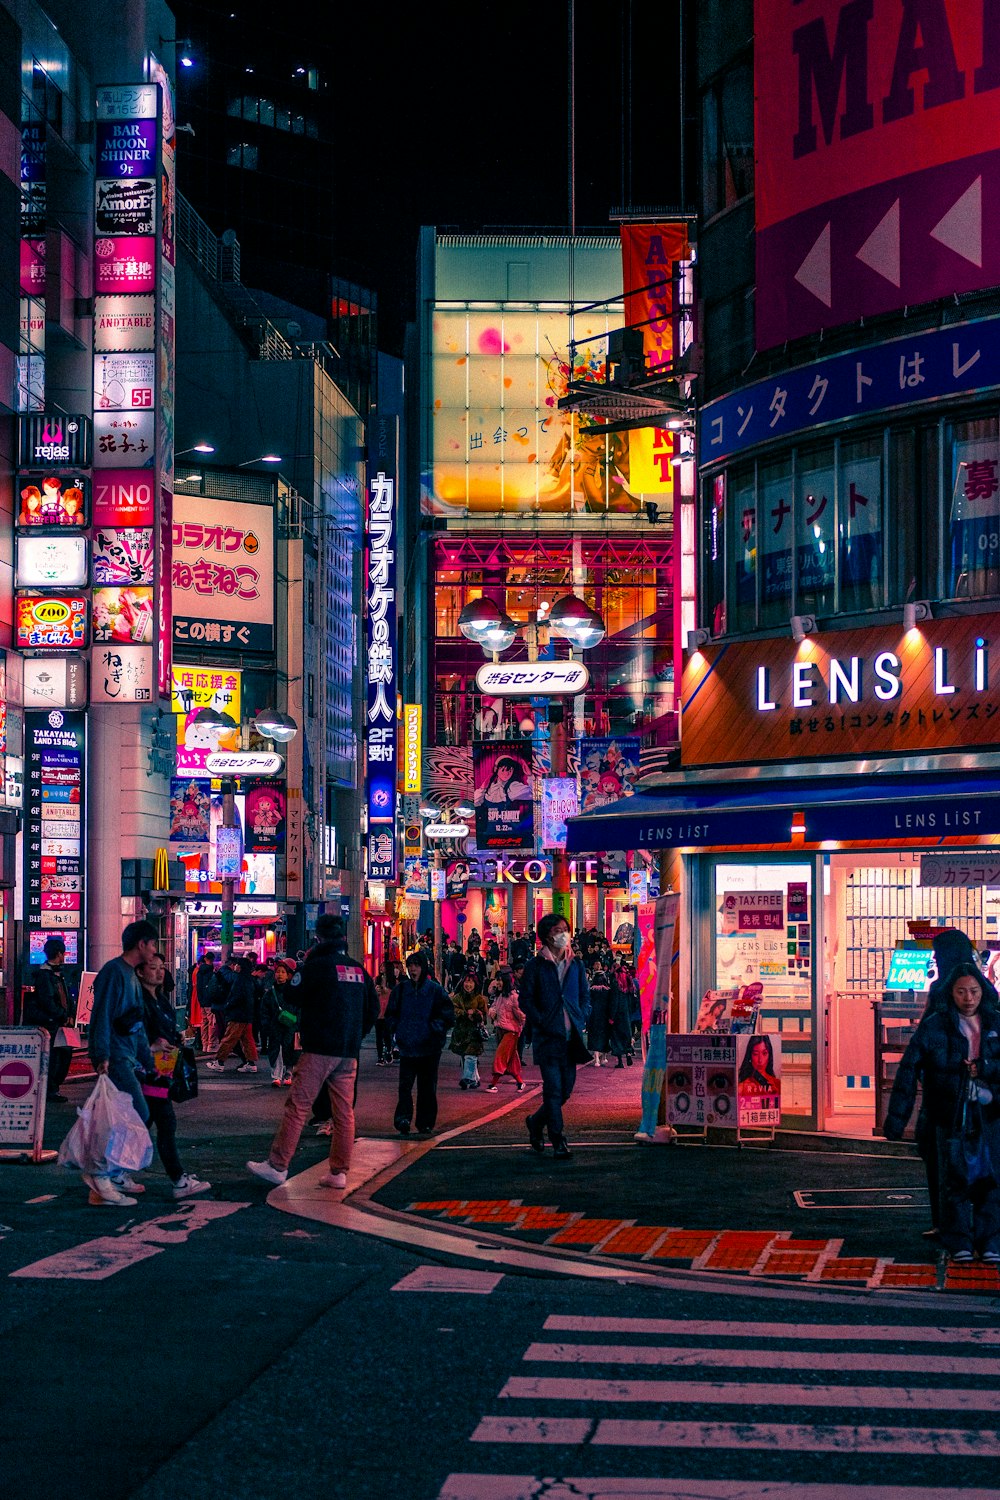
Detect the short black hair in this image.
<box><xmin>122</xmin><ymin>919</ymin><xmax>157</xmax><ymax>952</ymax></box>
<box><xmin>406</xmin><ymin>949</ymin><xmax>430</xmax><ymax>980</ymax></box>
<box><xmin>316</xmin><ymin>913</ymin><xmax>347</xmax><ymax>947</ymax></box>
<box><xmin>43</xmin><ymin>937</ymin><xmax>65</xmax><ymax>959</ymax></box>
<box><xmin>537</xmin><ymin>912</ymin><xmax>568</xmax><ymax>947</ymax></box>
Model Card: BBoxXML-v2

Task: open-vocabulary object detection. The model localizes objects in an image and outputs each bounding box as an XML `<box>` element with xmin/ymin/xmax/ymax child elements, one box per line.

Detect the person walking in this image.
<box><xmin>85</xmin><ymin>920</ymin><xmax>158</xmax><ymax>1206</ymax></box>
<box><xmin>248</xmin><ymin>915</ymin><xmax>378</xmax><ymax>1190</ymax></box>
<box><xmin>374</xmin><ymin>962</ymin><xmax>397</xmax><ymax>1064</ymax></box>
<box><xmin>885</xmin><ymin>962</ymin><xmax>1000</xmax><ymax>1263</ymax></box>
<box><xmin>207</xmin><ymin>956</ymin><xmax>260</xmax><ymax>1072</ymax></box>
<box><xmin>519</xmin><ymin>913</ymin><xmax>591</xmax><ymax>1159</ymax></box>
<box><xmin>607</xmin><ymin>965</ymin><xmax>635</xmax><ymax>1069</ymax></box>
<box><xmin>384</xmin><ymin>949</ymin><xmax>454</xmax><ymax>1135</ymax></box>
<box><xmin>262</xmin><ymin>959</ymin><xmax>298</xmax><ymax>1086</ymax></box>
<box><xmin>137</xmin><ymin>951</ymin><xmax>211</xmax><ymax>1199</ymax></box>
<box><xmin>586</xmin><ymin>961</ymin><xmax>612</xmax><ymax>1067</ymax></box>
<box><xmin>24</xmin><ymin>937</ymin><xmax>75</xmax><ymax>1102</ymax></box>
<box><xmin>195</xmin><ymin>952</ymin><xmax>220</xmax><ymax>1053</ymax></box>
<box><xmin>486</xmin><ymin>969</ymin><xmax>526</xmax><ymax>1091</ymax></box>
<box><xmin>912</xmin><ymin>929</ymin><xmax>979</xmax><ymax>1237</ymax></box>
<box><xmin>450</xmin><ymin>971</ymin><xmax>489</xmax><ymax>1089</ymax></box>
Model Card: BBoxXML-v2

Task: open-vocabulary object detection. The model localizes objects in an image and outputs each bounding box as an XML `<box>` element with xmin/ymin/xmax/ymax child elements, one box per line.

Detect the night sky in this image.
<box><xmin>172</xmin><ymin>1</ymin><xmax>683</xmax><ymax>349</ymax></box>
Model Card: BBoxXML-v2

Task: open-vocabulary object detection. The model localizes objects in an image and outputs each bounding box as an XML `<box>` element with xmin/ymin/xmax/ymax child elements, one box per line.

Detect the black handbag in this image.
<box><xmin>169</xmin><ymin>1045</ymin><xmax>199</xmax><ymax>1104</ymax></box>
<box><xmin>947</xmin><ymin>1091</ymin><xmax>997</xmax><ymax>1191</ymax></box>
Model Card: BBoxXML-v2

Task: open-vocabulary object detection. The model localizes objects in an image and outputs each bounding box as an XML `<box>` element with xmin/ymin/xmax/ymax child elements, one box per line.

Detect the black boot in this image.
<box><xmin>552</xmin><ymin>1136</ymin><xmax>572</xmax><ymax>1159</ymax></box>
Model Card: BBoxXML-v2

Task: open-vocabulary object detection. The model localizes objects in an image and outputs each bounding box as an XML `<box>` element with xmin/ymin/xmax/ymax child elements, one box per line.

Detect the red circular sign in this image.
<box><xmin>0</xmin><ymin>1060</ymin><xmax>35</xmax><ymax>1099</ymax></box>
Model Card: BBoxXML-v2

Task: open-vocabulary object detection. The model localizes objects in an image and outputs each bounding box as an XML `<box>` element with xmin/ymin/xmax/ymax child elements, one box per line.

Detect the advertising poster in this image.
<box><xmin>403</xmin><ymin>857</ymin><xmax>429</xmax><ymax>896</ymax></box>
<box><xmin>169</xmin><ymin>777</ymin><xmax>211</xmax><ymax>843</ymax></box>
<box><xmin>16</xmin><ymin>535</ymin><xmax>88</xmax><ymax>589</ymax></box>
<box><xmin>579</xmin><ymin>736</ymin><xmax>640</xmax><ymax>813</ymax></box>
<box><xmin>93</xmin><ymin>471</ymin><xmax>155</xmax><ymax>527</ymax></box>
<box><xmin>245</xmin><ymin>782</ymin><xmax>286</xmax><ymax>853</ymax></box>
<box><xmin>16</xmin><ymin>596</ymin><xmax>88</xmax><ymax>651</ymax></box>
<box><xmin>737</xmin><ymin>1033</ymin><xmax>782</xmax><ymax>1127</ymax></box>
<box><xmin>90</xmin><ymin>645</ymin><xmax>153</xmax><ymax>703</ymax></box>
<box><xmin>171</xmin><ymin>490</ymin><xmax>275</xmax><ymax>651</ymax></box>
<box><xmin>94</xmin><ymin>295</ymin><xmax>156</xmax><ymax>353</ymax></box>
<box><xmin>175</xmin><ymin>708</ymin><xmax>239</xmax><ymax>777</ymax></box>
<box><xmin>170</xmin><ymin>665</ymin><xmax>241</xmax><ymax>719</ymax></box>
<box><xmin>474</xmin><ymin>740</ymin><xmax>533</xmax><ymax>851</ymax></box>
<box><xmin>665</xmin><ymin>1035</ymin><xmax>738</xmax><ymax>1129</ymax></box>
<box><xmin>92</xmin><ymin>586</ymin><xmax>154</xmax><ymax>644</ymax></box>
<box><xmin>17</xmin><ymin>475</ymin><xmax>88</xmax><ymax>528</ymax></box>
<box><xmin>93</xmin><ymin>527</ymin><xmax>154</xmax><ymax>585</ymax></box>
<box><xmin>540</xmin><ymin>776</ymin><xmax>579</xmax><ymax>851</ymax></box>
<box><xmin>93</xmin><ymin>353</ymin><xmax>155</xmax><ymax>412</ymax></box>
<box><xmin>424</xmin><ymin>306</ymin><xmax>636</xmax><ymax>516</ymax></box>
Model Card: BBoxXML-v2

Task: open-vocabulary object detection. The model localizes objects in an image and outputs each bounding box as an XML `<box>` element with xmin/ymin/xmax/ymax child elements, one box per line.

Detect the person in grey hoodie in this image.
<box><xmin>86</xmin><ymin>919</ymin><xmax>158</xmax><ymax>1206</ymax></box>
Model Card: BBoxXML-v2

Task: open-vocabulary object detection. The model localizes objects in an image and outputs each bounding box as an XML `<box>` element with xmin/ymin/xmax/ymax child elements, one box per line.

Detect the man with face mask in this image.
<box><xmin>519</xmin><ymin>913</ymin><xmax>591</xmax><ymax>1159</ymax></box>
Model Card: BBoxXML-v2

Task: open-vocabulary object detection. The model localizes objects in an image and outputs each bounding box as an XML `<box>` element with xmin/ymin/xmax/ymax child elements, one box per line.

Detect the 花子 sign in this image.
<box><xmin>171</xmin><ymin>491</ymin><xmax>275</xmax><ymax>651</ymax></box>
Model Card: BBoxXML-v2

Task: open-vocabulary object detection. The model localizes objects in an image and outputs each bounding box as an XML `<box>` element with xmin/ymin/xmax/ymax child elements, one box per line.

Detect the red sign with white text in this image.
<box><xmin>755</xmin><ymin>0</ymin><xmax>1000</xmax><ymax>347</ymax></box>
<box><xmin>92</xmin><ymin>470</ymin><xmax>155</xmax><ymax>527</ymax></box>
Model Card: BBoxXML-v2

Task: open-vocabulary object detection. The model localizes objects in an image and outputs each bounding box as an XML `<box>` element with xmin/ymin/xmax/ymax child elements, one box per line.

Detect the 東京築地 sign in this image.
<box><xmin>475</xmin><ymin>660</ymin><xmax>590</xmax><ymax>697</ymax></box>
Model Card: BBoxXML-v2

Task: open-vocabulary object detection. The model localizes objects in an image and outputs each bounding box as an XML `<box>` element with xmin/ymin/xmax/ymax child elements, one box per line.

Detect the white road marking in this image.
<box><xmin>471</xmin><ymin>1417</ymin><xmax>593</xmax><ymax>1445</ymax></box>
<box><xmin>523</xmin><ymin>1343</ymin><xmax>999</xmax><ymax>1376</ymax></box>
<box><xmin>500</xmin><ymin>1377</ymin><xmax>1000</xmax><ymax>1411</ymax></box>
<box><xmin>393</xmin><ymin>1266</ymin><xmax>503</xmax><ymax>1294</ymax></box>
<box><xmin>9</xmin><ymin>1200</ymin><xmax>248</xmax><ymax>1280</ymax></box>
<box><xmin>25</xmin><ymin>1194</ymin><xmax>57</xmax><ymax>1204</ymax></box>
<box><xmin>543</xmin><ymin>1315</ymin><xmax>1000</xmax><ymax>1345</ymax></box>
<box><xmin>439</xmin><ymin>1480</ymin><xmax>1000</xmax><ymax>1500</ymax></box>
<box><xmin>591</xmin><ymin>1420</ymin><xmax>1000</xmax><ymax>1455</ymax></box>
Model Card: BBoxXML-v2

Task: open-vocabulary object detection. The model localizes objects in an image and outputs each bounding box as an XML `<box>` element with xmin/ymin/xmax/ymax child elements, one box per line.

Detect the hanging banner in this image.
<box><xmin>540</xmin><ymin>776</ymin><xmax>579</xmax><ymax>851</ymax></box>
<box><xmin>579</xmin><ymin>736</ymin><xmax>641</xmax><ymax>814</ymax></box>
<box><xmin>474</xmin><ymin>740</ymin><xmax>533</xmax><ymax>851</ymax></box>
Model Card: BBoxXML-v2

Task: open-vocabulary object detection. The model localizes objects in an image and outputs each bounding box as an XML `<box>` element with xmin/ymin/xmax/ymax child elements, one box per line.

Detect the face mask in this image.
<box><xmin>552</xmin><ymin>931</ymin><xmax>570</xmax><ymax>952</ymax></box>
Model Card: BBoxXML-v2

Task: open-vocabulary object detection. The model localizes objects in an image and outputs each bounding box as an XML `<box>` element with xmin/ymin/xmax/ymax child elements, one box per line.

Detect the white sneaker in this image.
<box><xmin>110</xmin><ymin>1173</ymin><xmax>145</xmax><ymax>1194</ymax></box>
<box><xmin>237</xmin><ymin>1062</ymin><xmax>258</xmax><ymax>1073</ymax></box>
<box><xmin>88</xmin><ymin>1177</ymin><xmax>137</xmax><ymax>1206</ymax></box>
<box><xmin>173</xmin><ymin>1174</ymin><xmax>211</xmax><ymax>1198</ymax></box>
<box><xmin>206</xmin><ymin>1059</ymin><xmax>226</xmax><ymax>1071</ymax></box>
<box><xmin>319</xmin><ymin>1170</ymin><xmax>348</xmax><ymax>1189</ymax></box>
<box><xmin>247</xmin><ymin>1159</ymin><xmax>287</xmax><ymax>1186</ymax></box>
<box><xmin>315</xmin><ymin>1121</ymin><xmax>333</xmax><ymax>1136</ymax></box>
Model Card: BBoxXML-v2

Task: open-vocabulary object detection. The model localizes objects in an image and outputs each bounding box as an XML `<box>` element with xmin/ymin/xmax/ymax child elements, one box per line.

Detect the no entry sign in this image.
<box><xmin>0</xmin><ymin>1060</ymin><xmax>35</xmax><ymax>1098</ymax></box>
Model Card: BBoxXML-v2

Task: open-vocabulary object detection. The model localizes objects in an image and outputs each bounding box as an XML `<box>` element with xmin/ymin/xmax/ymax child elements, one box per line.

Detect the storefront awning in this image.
<box><xmin>564</xmin><ymin>771</ymin><xmax>1000</xmax><ymax>854</ymax></box>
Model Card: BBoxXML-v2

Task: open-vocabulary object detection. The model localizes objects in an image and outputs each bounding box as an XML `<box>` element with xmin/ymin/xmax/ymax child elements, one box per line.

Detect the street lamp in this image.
<box><xmin>176</xmin><ymin>444</ymin><xmax>216</xmax><ymax>457</ymax></box>
<box><xmin>253</xmin><ymin>709</ymin><xmax>299</xmax><ymax>743</ymax></box>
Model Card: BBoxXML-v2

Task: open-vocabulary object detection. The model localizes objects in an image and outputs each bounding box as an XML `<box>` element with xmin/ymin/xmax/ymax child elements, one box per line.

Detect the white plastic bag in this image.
<box><xmin>57</xmin><ymin>1073</ymin><xmax>153</xmax><ymax>1174</ymax></box>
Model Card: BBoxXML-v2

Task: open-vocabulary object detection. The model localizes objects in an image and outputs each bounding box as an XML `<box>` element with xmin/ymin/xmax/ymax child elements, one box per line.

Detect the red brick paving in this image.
<box><xmin>601</xmin><ymin>1225</ymin><xmax>669</xmax><ymax>1256</ymax></box>
<box><xmin>549</xmin><ymin>1217</ymin><xmax>624</xmax><ymax>1246</ymax></box>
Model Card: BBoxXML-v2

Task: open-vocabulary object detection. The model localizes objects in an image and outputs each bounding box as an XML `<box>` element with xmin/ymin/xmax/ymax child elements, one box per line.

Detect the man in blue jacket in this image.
<box><xmin>519</xmin><ymin>913</ymin><xmax>591</xmax><ymax>1159</ymax></box>
<box><xmin>384</xmin><ymin>948</ymin><xmax>455</xmax><ymax>1135</ymax></box>
<box><xmin>86</xmin><ymin>919</ymin><xmax>158</xmax><ymax>1205</ymax></box>
<box><xmin>248</xmin><ymin>915</ymin><xmax>378</xmax><ymax>1190</ymax></box>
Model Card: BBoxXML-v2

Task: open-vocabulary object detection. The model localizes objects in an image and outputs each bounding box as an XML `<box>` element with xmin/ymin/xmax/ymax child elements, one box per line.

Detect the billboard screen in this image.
<box><xmin>755</xmin><ymin>0</ymin><xmax>1000</xmax><ymax>348</ymax></box>
<box><xmin>424</xmin><ymin>306</ymin><xmax>639</xmax><ymax>516</ymax></box>
<box><xmin>171</xmin><ymin>491</ymin><xmax>275</xmax><ymax>651</ymax></box>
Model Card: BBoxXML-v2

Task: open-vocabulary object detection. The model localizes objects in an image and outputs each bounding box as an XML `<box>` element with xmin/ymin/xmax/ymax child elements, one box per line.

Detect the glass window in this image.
<box><xmin>702</xmin><ymin>471</ymin><xmax>727</xmax><ymax>633</ymax></box>
<box><xmin>227</xmin><ymin>97</ymin><xmax>242</xmax><ymax>117</ymax></box>
<box><xmin>948</xmin><ymin>415</ymin><xmax>1000</xmax><ymax>598</ymax></box>
<box><xmin>839</xmin><ymin>436</ymin><xmax>883</xmax><ymax>612</ymax></box>
<box><xmin>259</xmin><ymin>98</ymin><xmax>275</xmax><ymax>127</ymax></box>
<box><xmin>292</xmin><ymin>115</ymin><xmax>305</xmax><ymax>135</ymax></box>
<box><xmin>701</xmin><ymin>61</ymin><xmax>753</xmax><ymax>219</ymax></box>
<box><xmin>276</xmin><ymin>109</ymin><xmax>290</xmax><ymax>132</ymax></box>
<box><xmin>759</xmin><ymin>459</ymin><xmax>792</xmax><ymax>626</ymax></box>
<box><xmin>730</xmin><ymin>468</ymin><xmax>756</xmax><ymax>632</ymax></box>
<box><xmin>795</xmin><ymin>445</ymin><xmax>835</xmax><ymax>616</ymax></box>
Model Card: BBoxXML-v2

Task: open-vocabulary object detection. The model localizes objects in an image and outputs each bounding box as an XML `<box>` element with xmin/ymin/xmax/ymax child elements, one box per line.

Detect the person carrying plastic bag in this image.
<box><xmin>84</xmin><ymin>919</ymin><xmax>158</xmax><ymax>1205</ymax></box>
<box><xmin>58</xmin><ymin>1073</ymin><xmax>153</xmax><ymax>1187</ymax></box>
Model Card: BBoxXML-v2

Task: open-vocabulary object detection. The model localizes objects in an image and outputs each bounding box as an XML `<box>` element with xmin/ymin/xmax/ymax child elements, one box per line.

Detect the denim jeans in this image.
<box><xmin>526</xmin><ymin>1036</ymin><xmax>576</xmax><ymax>1142</ymax></box>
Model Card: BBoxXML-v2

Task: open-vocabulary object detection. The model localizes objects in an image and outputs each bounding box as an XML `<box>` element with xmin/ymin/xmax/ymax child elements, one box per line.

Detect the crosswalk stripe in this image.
<box><xmin>439</xmin><ymin>1480</ymin><xmax>1000</xmax><ymax>1499</ymax></box>
<box><xmin>543</xmin><ymin>1314</ymin><xmax>1000</xmax><ymax>1344</ymax></box>
<box><xmin>591</xmin><ymin>1419</ymin><xmax>1000</xmax><ymax>1454</ymax></box>
<box><xmin>500</xmin><ymin>1376</ymin><xmax>1000</xmax><ymax>1411</ymax></box>
<box><xmin>523</xmin><ymin>1342</ymin><xmax>1000</xmax><ymax>1376</ymax></box>
<box><xmin>471</xmin><ymin>1417</ymin><xmax>592</xmax><ymax>1445</ymax></box>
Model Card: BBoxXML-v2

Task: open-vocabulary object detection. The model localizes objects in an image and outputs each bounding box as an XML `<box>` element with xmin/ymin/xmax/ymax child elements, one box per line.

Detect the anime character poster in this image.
<box><xmin>578</xmin><ymin>736</ymin><xmax>641</xmax><ymax>813</ymax></box>
<box><xmin>169</xmin><ymin>777</ymin><xmax>210</xmax><ymax>844</ymax></box>
<box><xmin>244</xmin><ymin>782</ymin><xmax>285</xmax><ymax>853</ymax></box>
<box><xmin>474</xmin><ymin>740</ymin><xmax>533</xmax><ymax>851</ymax></box>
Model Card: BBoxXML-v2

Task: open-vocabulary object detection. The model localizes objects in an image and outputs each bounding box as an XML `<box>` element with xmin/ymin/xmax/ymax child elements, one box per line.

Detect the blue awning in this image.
<box><xmin>564</xmin><ymin>772</ymin><xmax>1000</xmax><ymax>853</ymax></box>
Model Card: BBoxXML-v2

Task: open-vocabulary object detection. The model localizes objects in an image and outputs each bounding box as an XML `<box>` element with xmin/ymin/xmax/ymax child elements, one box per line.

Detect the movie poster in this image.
<box><xmin>474</xmin><ymin>740</ymin><xmax>533</xmax><ymax>851</ymax></box>
<box><xmin>169</xmin><ymin>777</ymin><xmax>210</xmax><ymax>844</ymax></box>
<box><xmin>245</xmin><ymin>782</ymin><xmax>285</xmax><ymax>853</ymax></box>
<box><xmin>578</xmin><ymin>736</ymin><xmax>640</xmax><ymax>813</ymax></box>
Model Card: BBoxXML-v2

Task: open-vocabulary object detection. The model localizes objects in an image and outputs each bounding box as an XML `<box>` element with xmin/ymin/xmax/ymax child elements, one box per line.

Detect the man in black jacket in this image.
<box><xmin>520</xmin><ymin>912</ymin><xmax>591</xmax><ymax>1159</ymax></box>
<box><xmin>23</xmin><ymin>937</ymin><xmax>74</xmax><ymax>1101</ymax></box>
<box><xmin>248</xmin><ymin>915</ymin><xmax>378</xmax><ymax>1190</ymax></box>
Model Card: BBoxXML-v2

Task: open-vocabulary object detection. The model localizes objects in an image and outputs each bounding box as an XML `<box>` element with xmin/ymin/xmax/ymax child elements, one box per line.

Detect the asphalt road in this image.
<box><xmin>3</xmin><ymin>1044</ymin><xmax>998</xmax><ymax>1499</ymax></box>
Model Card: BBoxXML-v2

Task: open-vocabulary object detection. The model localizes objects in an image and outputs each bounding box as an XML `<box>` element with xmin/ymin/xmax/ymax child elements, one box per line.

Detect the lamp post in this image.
<box><xmin>458</xmin><ymin>593</ymin><xmax>606</xmax><ymax>928</ymax></box>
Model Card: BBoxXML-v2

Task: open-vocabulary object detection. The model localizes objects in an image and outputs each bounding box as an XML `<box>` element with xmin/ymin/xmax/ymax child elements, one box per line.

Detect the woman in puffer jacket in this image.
<box><xmin>486</xmin><ymin>968</ymin><xmax>526</xmax><ymax>1093</ymax></box>
<box><xmin>885</xmin><ymin>962</ymin><xmax>1000</xmax><ymax>1263</ymax></box>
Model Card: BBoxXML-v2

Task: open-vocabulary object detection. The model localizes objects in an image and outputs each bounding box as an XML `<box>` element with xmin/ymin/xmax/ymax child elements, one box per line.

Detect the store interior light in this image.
<box><xmin>791</xmin><ymin>815</ymin><xmax>807</xmax><ymax>836</ymax></box>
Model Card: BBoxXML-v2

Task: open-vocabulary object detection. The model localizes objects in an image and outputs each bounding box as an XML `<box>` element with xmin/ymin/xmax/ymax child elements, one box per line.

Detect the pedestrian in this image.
<box><xmin>486</xmin><ymin>969</ymin><xmax>526</xmax><ymax>1091</ymax></box>
<box><xmin>194</xmin><ymin>952</ymin><xmax>222</xmax><ymax>1053</ymax></box>
<box><xmin>207</xmin><ymin>956</ymin><xmax>260</xmax><ymax>1072</ymax></box>
<box><xmin>450</xmin><ymin>971</ymin><xmax>489</xmax><ymax>1089</ymax></box>
<box><xmin>519</xmin><ymin>913</ymin><xmax>591</xmax><ymax>1159</ymax></box>
<box><xmin>137</xmin><ymin>951</ymin><xmax>211</xmax><ymax>1199</ymax></box>
<box><xmin>913</xmin><ymin>928</ymin><xmax>978</xmax><ymax>1237</ymax></box>
<box><xmin>607</xmin><ymin>966</ymin><xmax>635</xmax><ymax>1068</ymax></box>
<box><xmin>586</xmin><ymin>961</ymin><xmax>612</xmax><ymax>1067</ymax></box>
<box><xmin>207</xmin><ymin>953</ymin><xmax>236</xmax><ymax>1054</ymax></box>
<box><xmin>248</xmin><ymin>915</ymin><xmax>378</xmax><ymax>1190</ymax></box>
<box><xmin>24</xmin><ymin>936</ymin><xmax>75</xmax><ymax>1102</ymax></box>
<box><xmin>262</xmin><ymin>959</ymin><xmax>298</xmax><ymax>1086</ymax></box>
<box><xmin>384</xmin><ymin>949</ymin><xmax>454</xmax><ymax>1135</ymax></box>
<box><xmin>885</xmin><ymin>962</ymin><xmax>1000</xmax><ymax>1263</ymax></box>
<box><xmin>510</xmin><ymin>928</ymin><xmax>531</xmax><ymax>968</ymax></box>
<box><xmin>374</xmin><ymin>963</ymin><xmax>395</xmax><ymax>1064</ymax></box>
<box><xmin>85</xmin><ymin>919</ymin><xmax>158</xmax><ymax>1206</ymax></box>
<box><xmin>444</xmin><ymin>939</ymin><xmax>466</xmax><ymax>994</ymax></box>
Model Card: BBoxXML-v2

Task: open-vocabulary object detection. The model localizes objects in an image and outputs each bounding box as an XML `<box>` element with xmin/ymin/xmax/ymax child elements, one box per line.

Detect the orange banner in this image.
<box><xmin>682</xmin><ymin>614</ymin><xmax>1000</xmax><ymax>768</ymax></box>
<box><xmin>620</xmin><ymin>222</ymin><xmax>690</xmax><ymax>496</ymax></box>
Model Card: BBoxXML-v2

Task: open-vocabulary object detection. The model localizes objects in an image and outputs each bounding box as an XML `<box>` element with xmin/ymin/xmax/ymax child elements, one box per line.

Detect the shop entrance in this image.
<box><xmin>702</xmin><ymin>857</ymin><xmax>818</xmax><ymax>1129</ymax></box>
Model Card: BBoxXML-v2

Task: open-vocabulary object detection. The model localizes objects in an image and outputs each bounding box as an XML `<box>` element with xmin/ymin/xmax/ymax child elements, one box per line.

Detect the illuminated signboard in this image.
<box><xmin>95</xmin><ymin>178</ymin><xmax>155</xmax><ymax>236</ymax></box>
<box><xmin>95</xmin><ymin>84</ymin><xmax>158</xmax><ymax>120</ymax></box>
<box><xmin>92</xmin><ymin>470</ymin><xmax>154</xmax><ymax>526</ymax></box>
<box><xmin>94</xmin><ymin>295</ymin><xmax>155</xmax><ymax>353</ymax></box>
<box><xmin>171</xmin><ymin>491</ymin><xmax>275</xmax><ymax>651</ymax></box>
<box><xmin>170</xmin><ymin>664</ymin><xmax>241</xmax><ymax>717</ymax></box>
<box><xmin>365</xmin><ymin>443</ymin><xmax>397</xmax><ymax>882</ymax></box>
<box><xmin>93</xmin><ymin>528</ymin><xmax>154</xmax><ymax>585</ymax></box>
<box><xmin>475</xmin><ymin>659</ymin><xmax>590</xmax><ymax>696</ymax></box>
<box><xmin>24</xmin><ymin>709</ymin><xmax>86</xmax><ymax>949</ymax></box>
<box><xmin>94</xmin><ymin>235</ymin><xmax>156</xmax><ymax>294</ymax></box>
<box><xmin>16</xmin><ymin>535</ymin><xmax>89</xmax><ymax>589</ymax></box>
<box><xmin>94</xmin><ymin>353</ymin><xmax>155</xmax><ymax>411</ymax></box>
<box><xmin>403</xmin><ymin>703</ymin><xmax>422</xmax><ymax>793</ymax></box>
<box><xmin>92</xmin><ymin>586</ymin><xmax>154</xmax><ymax>644</ymax></box>
<box><xmin>90</xmin><ymin>644</ymin><xmax>153</xmax><ymax>703</ymax></box>
<box><xmin>16</xmin><ymin>475</ymin><xmax>88</xmax><ymax>529</ymax></box>
<box><xmin>22</xmin><ymin>657</ymin><xmax>88</xmax><ymax>710</ymax></box>
<box><xmin>16</xmin><ymin>595</ymin><xmax>88</xmax><ymax>651</ymax></box>
<box><xmin>17</xmin><ymin>414</ymin><xmax>91</xmax><ymax>468</ymax></box>
<box><xmin>885</xmin><ymin>948</ymin><xmax>935</xmax><ymax>992</ymax></box>
<box><xmin>93</xmin><ymin>409</ymin><xmax>155</xmax><ymax>467</ymax></box>
<box><xmin>96</xmin><ymin>120</ymin><xmax>157</xmax><ymax>178</ymax></box>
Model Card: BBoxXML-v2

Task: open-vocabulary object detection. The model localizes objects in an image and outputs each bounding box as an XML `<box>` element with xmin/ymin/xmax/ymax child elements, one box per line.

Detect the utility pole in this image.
<box><xmin>219</xmin><ymin>777</ymin><xmax>236</xmax><ymax>960</ymax></box>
